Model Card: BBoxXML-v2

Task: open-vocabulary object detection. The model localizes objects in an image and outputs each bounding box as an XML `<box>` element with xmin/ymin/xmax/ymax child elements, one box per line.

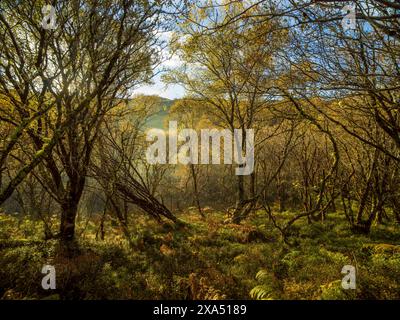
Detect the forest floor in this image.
<box><xmin>1</xmin><ymin>209</ymin><xmax>400</xmax><ymax>300</ymax></box>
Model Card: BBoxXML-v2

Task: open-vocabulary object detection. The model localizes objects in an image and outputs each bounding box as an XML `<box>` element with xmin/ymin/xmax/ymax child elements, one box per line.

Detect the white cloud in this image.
<box><xmin>133</xmin><ymin>30</ymin><xmax>185</xmax><ymax>99</ymax></box>
<box><xmin>133</xmin><ymin>74</ymin><xmax>185</xmax><ymax>100</ymax></box>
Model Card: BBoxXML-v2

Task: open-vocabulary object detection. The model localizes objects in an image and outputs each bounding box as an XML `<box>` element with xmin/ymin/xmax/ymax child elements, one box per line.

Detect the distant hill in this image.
<box><xmin>144</xmin><ymin>97</ymin><xmax>175</xmax><ymax>129</ymax></box>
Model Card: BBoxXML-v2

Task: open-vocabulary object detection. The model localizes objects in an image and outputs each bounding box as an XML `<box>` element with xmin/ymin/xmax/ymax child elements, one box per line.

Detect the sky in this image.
<box><xmin>132</xmin><ymin>31</ymin><xmax>186</xmax><ymax>100</ymax></box>
<box><xmin>132</xmin><ymin>71</ymin><xmax>185</xmax><ymax>100</ymax></box>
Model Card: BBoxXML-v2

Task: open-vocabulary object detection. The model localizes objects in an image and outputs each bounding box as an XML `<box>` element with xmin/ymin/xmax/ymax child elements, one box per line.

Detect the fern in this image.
<box><xmin>250</xmin><ymin>285</ymin><xmax>273</xmax><ymax>300</ymax></box>
<box><xmin>255</xmin><ymin>269</ymin><xmax>270</xmax><ymax>281</ymax></box>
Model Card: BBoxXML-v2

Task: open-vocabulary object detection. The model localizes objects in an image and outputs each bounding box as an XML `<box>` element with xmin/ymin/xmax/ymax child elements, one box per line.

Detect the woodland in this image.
<box><xmin>0</xmin><ymin>0</ymin><xmax>399</xmax><ymax>300</ymax></box>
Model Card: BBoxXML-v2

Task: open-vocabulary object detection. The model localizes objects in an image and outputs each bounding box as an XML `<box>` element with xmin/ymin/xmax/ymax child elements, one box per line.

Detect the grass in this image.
<box><xmin>0</xmin><ymin>209</ymin><xmax>399</xmax><ymax>300</ymax></box>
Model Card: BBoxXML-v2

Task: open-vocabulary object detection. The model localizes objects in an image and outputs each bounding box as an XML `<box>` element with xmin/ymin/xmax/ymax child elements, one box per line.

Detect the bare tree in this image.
<box><xmin>1</xmin><ymin>0</ymin><xmax>176</xmax><ymax>241</ymax></box>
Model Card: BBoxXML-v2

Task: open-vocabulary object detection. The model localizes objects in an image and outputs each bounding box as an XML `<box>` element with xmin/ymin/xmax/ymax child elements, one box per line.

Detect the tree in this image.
<box><xmin>1</xmin><ymin>0</ymin><xmax>174</xmax><ymax>241</ymax></box>
<box><xmin>165</xmin><ymin>1</ymin><xmax>287</xmax><ymax>222</ymax></box>
<box><xmin>90</xmin><ymin>95</ymin><xmax>178</xmax><ymax>245</ymax></box>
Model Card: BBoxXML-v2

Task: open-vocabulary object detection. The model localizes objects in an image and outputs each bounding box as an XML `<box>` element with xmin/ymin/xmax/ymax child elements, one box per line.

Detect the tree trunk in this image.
<box><xmin>237</xmin><ymin>173</ymin><xmax>245</xmax><ymax>204</ymax></box>
<box><xmin>59</xmin><ymin>176</ymin><xmax>85</xmax><ymax>242</ymax></box>
<box><xmin>250</xmin><ymin>171</ymin><xmax>256</xmax><ymax>199</ymax></box>
<box><xmin>60</xmin><ymin>200</ymin><xmax>79</xmax><ymax>241</ymax></box>
<box><xmin>110</xmin><ymin>198</ymin><xmax>134</xmax><ymax>247</ymax></box>
<box><xmin>190</xmin><ymin>163</ymin><xmax>203</xmax><ymax>218</ymax></box>
<box><xmin>115</xmin><ymin>182</ymin><xmax>178</xmax><ymax>224</ymax></box>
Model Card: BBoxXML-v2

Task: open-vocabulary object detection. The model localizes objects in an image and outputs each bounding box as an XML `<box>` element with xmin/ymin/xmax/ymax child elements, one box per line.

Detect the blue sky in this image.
<box><xmin>133</xmin><ymin>73</ymin><xmax>185</xmax><ymax>100</ymax></box>
<box><xmin>132</xmin><ymin>31</ymin><xmax>185</xmax><ymax>100</ymax></box>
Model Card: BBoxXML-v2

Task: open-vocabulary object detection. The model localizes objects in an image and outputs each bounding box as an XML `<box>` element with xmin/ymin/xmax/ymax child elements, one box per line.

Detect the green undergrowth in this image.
<box><xmin>0</xmin><ymin>210</ymin><xmax>399</xmax><ymax>300</ymax></box>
